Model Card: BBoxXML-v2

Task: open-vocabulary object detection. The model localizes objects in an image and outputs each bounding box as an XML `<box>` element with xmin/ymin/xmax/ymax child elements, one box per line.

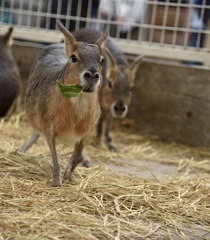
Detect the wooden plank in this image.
<box><xmin>129</xmin><ymin>60</ymin><xmax>210</xmax><ymax>147</ymax></box>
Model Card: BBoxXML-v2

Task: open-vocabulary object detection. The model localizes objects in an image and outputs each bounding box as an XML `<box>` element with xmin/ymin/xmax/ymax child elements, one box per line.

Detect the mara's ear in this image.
<box><xmin>3</xmin><ymin>27</ymin><xmax>13</xmax><ymax>47</ymax></box>
<box><xmin>57</xmin><ymin>20</ymin><xmax>77</xmax><ymax>55</ymax></box>
<box><xmin>103</xmin><ymin>47</ymin><xmax>118</xmax><ymax>80</ymax></box>
<box><xmin>127</xmin><ymin>55</ymin><xmax>143</xmax><ymax>85</ymax></box>
<box><xmin>95</xmin><ymin>30</ymin><xmax>109</xmax><ymax>48</ymax></box>
<box><xmin>103</xmin><ymin>47</ymin><xmax>116</xmax><ymax>68</ymax></box>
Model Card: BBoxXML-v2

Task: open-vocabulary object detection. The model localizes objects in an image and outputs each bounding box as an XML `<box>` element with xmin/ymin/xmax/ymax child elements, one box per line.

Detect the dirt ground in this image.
<box><xmin>0</xmin><ymin>114</ymin><xmax>210</xmax><ymax>239</ymax></box>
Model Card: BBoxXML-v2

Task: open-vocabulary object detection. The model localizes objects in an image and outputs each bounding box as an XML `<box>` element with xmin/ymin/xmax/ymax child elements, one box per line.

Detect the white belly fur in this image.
<box><xmin>57</xmin><ymin>92</ymin><xmax>97</xmax><ymax>144</ymax></box>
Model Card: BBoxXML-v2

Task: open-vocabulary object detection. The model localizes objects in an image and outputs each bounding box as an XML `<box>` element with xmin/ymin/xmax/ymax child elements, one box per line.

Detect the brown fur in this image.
<box><xmin>20</xmin><ymin>21</ymin><xmax>108</xmax><ymax>187</ymax></box>
<box><xmin>48</xmin><ymin>87</ymin><xmax>100</xmax><ymax>137</ymax></box>
<box><xmin>72</xmin><ymin>29</ymin><xmax>143</xmax><ymax>151</ymax></box>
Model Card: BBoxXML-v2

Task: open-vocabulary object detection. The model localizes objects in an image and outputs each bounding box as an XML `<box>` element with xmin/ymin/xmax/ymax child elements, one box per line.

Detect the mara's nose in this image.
<box><xmin>112</xmin><ymin>101</ymin><xmax>128</xmax><ymax>118</ymax></box>
<box><xmin>113</xmin><ymin>102</ymin><xmax>126</xmax><ymax>113</ymax></box>
<box><xmin>84</xmin><ymin>71</ymin><xmax>99</xmax><ymax>81</ymax></box>
<box><xmin>82</xmin><ymin>70</ymin><xmax>100</xmax><ymax>92</ymax></box>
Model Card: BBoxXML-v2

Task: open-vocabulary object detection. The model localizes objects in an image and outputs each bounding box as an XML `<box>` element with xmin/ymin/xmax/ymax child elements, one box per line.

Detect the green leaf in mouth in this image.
<box><xmin>56</xmin><ymin>80</ymin><xmax>83</xmax><ymax>98</ymax></box>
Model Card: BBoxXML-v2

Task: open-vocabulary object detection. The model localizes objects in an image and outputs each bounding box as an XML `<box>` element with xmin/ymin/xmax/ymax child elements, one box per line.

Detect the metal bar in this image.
<box><xmin>0</xmin><ymin>0</ymin><xmax>210</xmax><ymax>66</ymax></box>
<box><xmin>172</xmin><ymin>0</ymin><xmax>182</xmax><ymax>46</ymax></box>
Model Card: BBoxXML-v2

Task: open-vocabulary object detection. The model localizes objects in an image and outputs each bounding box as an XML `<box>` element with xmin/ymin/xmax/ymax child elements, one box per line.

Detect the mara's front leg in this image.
<box><xmin>45</xmin><ymin>132</ymin><xmax>62</xmax><ymax>187</ymax></box>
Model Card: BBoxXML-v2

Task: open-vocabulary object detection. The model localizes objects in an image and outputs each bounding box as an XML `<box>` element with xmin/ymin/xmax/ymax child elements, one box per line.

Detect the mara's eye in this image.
<box><xmin>100</xmin><ymin>58</ymin><xmax>105</xmax><ymax>65</ymax></box>
<box><xmin>108</xmin><ymin>81</ymin><xmax>112</xmax><ymax>89</ymax></box>
<box><xmin>71</xmin><ymin>55</ymin><xmax>78</xmax><ymax>63</ymax></box>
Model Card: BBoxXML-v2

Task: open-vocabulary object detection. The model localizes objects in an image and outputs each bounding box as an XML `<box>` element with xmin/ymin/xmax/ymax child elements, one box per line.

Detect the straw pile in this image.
<box><xmin>0</xmin><ymin>113</ymin><xmax>210</xmax><ymax>239</ymax></box>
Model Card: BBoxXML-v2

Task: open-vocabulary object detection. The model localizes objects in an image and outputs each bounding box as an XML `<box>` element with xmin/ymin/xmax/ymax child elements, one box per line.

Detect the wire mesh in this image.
<box><xmin>0</xmin><ymin>0</ymin><xmax>210</xmax><ymax>64</ymax></box>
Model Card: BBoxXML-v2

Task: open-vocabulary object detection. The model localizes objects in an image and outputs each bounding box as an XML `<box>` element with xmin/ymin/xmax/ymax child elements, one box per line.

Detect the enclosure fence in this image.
<box><xmin>0</xmin><ymin>0</ymin><xmax>210</xmax><ymax>65</ymax></box>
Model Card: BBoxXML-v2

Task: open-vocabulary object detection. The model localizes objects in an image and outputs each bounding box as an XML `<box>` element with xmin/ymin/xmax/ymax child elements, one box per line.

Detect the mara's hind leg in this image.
<box><xmin>18</xmin><ymin>133</ymin><xmax>40</xmax><ymax>153</ymax></box>
<box><xmin>96</xmin><ymin>115</ymin><xmax>103</xmax><ymax>141</ymax></box>
<box><xmin>104</xmin><ymin>113</ymin><xmax>116</xmax><ymax>152</ymax></box>
<box><xmin>64</xmin><ymin>139</ymin><xmax>86</xmax><ymax>181</ymax></box>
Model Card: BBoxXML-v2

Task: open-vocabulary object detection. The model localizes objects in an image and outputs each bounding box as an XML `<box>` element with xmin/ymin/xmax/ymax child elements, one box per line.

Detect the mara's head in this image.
<box><xmin>57</xmin><ymin>20</ymin><xmax>108</xmax><ymax>92</ymax></box>
<box><xmin>101</xmin><ymin>48</ymin><xmax>143</xmax><ymax>118</ymax></box>
<box><xmin>0</xmin><ymin>27</ymin><xmax>13</xmax><ymax>50</ymax></box>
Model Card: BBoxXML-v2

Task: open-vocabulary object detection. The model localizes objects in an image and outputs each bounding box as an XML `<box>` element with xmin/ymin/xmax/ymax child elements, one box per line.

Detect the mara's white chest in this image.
<box><xmin>70</xmin><ymin>92</ymin><xmax>93</xmax><ymax>118</ymax></box>
<box><xmin>57</xmin><ymin>92</ymin><xmax>99</xmax><ymax>143</ymax></box>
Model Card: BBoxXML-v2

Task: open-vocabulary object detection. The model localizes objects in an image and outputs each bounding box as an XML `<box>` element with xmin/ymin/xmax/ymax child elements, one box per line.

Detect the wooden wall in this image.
<box><xmin>129</xmin><ymin>59</ymin><xmax>210</xmax><ymax>147</ymax></box>
<box><xmin>13</xmin><ymin>44</ymin><xmax>210</xmax><ymax>147</ymax></box>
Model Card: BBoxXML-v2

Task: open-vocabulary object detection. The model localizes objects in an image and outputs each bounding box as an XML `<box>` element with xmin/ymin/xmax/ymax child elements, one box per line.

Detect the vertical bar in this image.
<box><xmin>17</xmin><ymin>0</ymin><xmax>24</xmax><ymax>26</ymax></box>
<box><xmin>149</xmin><ymin>0</ymin><xmax>158</xmax><ymax>43</ymax></box>
<box><xmin>46</xmin><ymin>0</ymin><xmax>53</xmax><ymax>29</ymax></box>
<box><xmin>66</xmin><ymin>1</ymin><xmax>72</xmax><ymax>30</ymax></box>
<box><xmin>116</xmin><ymin>19</ymin><xmax>121</xmax><ymax>39</ymax></box>
<box><xmin>86</xmin><ymin>0</ymin><xmax>93</xmax><ymax>29</ymax></box>
<box><xmin>75</xmin><ymin>0</ymin><xmax>82</xmax><ymax>30</ymax></box>
<box><xmin>106</xmin><ymin>11</ymin><xmax>113</xmax><ymax>36</ymax></box>
<box><xmin>0</xmin><ymin>0</ymin><xmax>6</xmax><ymax>23</ymax></box>
<box><xmin>56</xmin><ymin>0</ymin><xmax>62</xmax><ymax>22</ymax></box>
<box><xmin>41</xmin><ymin>0</ymin><xmax>47</xmax><ymax>29</ymax></box>
<box><xmin>27</xmin><ymin>0</ymin><xmax>33</xmax><ymax>27</ymax></box>
<box><xmin>160</xmin><ymin>0</ymin><xmax>169</xmax><ymax>45</ymax></box>
<box><xmin>96</xmin><ymin>1</ymin><xmax>102</xmax><ymax>31</ymax></box>
<box><xmin>172</xmin><ymin>0</ymin><xmax>182</xmax><ymax>46</ymax></box>
<box><xmin>127</xmin><ymin>26</ymin><xmax>132</xmax><ymax>40</ymax></box>
<box><xmin>203</xmin><ymin>4</ymin><xmax>210</xmax><ymax>49</ymax></box>
<box><xmin>9</xmin><ymin>0</ymin><xmax>15</xmax><ymax>24</ymax></box>
<box><xmin>184</xmin><ymin>0</ymin><xmax>193</xmax><ymax>47</ymax></box>
<box><xmin>36</xmin><ymin>0</ymin><xmax>43</xmax><ymax>28</ymax></box>
<box><xmin>138</xmin><ymin>0</ymin><xmax>148</xmax><ymax>42</ymax></box>
<box><xmin>196</xmin><ymin>0</ymin><xmax>206</xmax><ymax>48</ymax></box>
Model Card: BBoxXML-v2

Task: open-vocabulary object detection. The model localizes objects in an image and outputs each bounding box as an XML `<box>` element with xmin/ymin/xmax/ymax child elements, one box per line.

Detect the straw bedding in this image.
<box><xmin>0</xmin><ymin>113</ymin><xmax>210</xmax><ymax>239</ymax></box>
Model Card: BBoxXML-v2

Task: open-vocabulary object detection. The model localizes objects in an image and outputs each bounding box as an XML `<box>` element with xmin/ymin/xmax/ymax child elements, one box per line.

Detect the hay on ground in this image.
<box><xmin>0</xmin><ymin>113</ymin><xmax>210</xmax><ymax>239</ymax></box>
